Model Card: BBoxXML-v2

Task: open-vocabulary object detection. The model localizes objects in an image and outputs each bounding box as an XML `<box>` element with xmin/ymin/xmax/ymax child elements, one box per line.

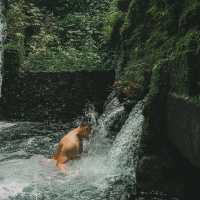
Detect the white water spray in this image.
<box><xmin>0</xmin><ymin>99</ymin><xmax>144</xmax><ymax>200</ymax></box>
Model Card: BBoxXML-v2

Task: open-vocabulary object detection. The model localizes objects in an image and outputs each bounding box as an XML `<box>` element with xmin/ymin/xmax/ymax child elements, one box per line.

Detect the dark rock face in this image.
<box><xmin>135</xmin><ymin>61</ymin><xmax>200</xmax><ymax>199</ymax></box>
<box><xmin>1</xmin><ymin>71</ymin><xmax>114</xmax><ymax>122</ymax></box>
<box><xmin>117</xmin><ymin>0</ymin><xmax>131</xmax><ymax>12</ymax></box>
<box><xmin>2</xmin><ymin>48</ymin><xmax>20</xmax><ymax>77</ymax></box>
<box><xmin>106</xmin><ymin>0</ymin><xmax>200</xmax><ymax>198</ymax></box>
<box><xmin>166</xmin><ymin>93</ymin><xmax>200</xmax><ymax>168</ymax></box>
<box><xmin>137</xmin><ymin>156</ymin><xmax>166</xmax><ymax>190</ymax></box>
<box><xmin>179</xmin><ymin>3</ymin><xmax>200</xmax><ymax>32</ymax></box>
<box><xmin>136</xmin><ymin>150</ymin><xmax>188</xmax><ymax>199</ymax></box>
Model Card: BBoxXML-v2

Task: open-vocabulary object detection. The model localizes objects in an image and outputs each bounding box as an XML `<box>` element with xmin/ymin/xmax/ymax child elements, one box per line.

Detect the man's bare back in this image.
<box><xmin>52</xmin><ymin>122</ymin><xmax>91</xmax><ymax>173</ymax></box>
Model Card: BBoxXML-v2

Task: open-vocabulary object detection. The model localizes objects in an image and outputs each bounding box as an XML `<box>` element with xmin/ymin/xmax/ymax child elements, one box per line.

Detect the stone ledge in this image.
<box><xmin>0</xmin><ymin>70</ymin><xmax>115</xmax><ymax>122</ymax></box>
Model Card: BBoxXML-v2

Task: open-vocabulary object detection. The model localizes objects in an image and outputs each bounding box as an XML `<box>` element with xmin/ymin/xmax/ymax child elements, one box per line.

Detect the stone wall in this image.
<box><xmin>0</xmin><ymin>70</ymin><xmax>114</xmax><ymax>122</ymax></box>
<box><xmin>166</xmin><ymin>93</ymin><xmax>200</xmax><ymax>168</ymax></box>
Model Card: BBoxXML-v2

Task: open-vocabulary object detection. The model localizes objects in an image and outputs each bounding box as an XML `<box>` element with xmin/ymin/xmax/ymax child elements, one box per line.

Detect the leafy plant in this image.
<box><xmin>5</xmin><ymin>0</ymin><xmax>115</xmax><ymax>72</ymax></box>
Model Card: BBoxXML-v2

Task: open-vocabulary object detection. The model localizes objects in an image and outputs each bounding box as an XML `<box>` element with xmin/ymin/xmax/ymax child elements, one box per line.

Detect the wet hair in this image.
<box><xmin>79</xmin><ymin>116</ymin><xmax>92</xmax><ymax>127</ymax></box>
<box><xmin>79</xmin><ymin>120</ymin><xmax>92</xmax><ymax>128</ymax></box>
<box><xmin>80</xmin><ymin>121</ymin><xmax>88</xmax><ymax>127</ymax></box>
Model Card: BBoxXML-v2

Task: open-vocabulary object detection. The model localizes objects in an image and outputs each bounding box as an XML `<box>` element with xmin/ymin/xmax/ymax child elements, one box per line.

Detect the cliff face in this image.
<box><xmin>108</xmin><ymin>0</ymin><xmax>200</xmax><ymax>198</ymax></box>
<box><xmin>110</xmin><ymin>0</ymin><xmax>200</xmax><ymax>96</ymax></box>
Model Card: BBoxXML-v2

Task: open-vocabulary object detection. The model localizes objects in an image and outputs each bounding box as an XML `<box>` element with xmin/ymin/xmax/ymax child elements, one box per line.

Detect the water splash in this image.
<box><xmin>109</xmin><ymin>101</ymin><xmax>144</xmax><ymax>171</ymax></box>
<box><xmin>0</xmin><ymin>99</ymin><xmax>144</xmax><ymax>200</ymax></box>
<box><xmin>87</xmin><ymin>96</ymin><xmax>125</xmax><ymax>155</ymax></box>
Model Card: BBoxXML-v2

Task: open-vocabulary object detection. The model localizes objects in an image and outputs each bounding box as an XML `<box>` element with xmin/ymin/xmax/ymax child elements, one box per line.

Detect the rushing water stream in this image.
<box><xmin>0</xmin><ymin>99</ymin><xmax>144</xmax><ymax>200</ymax></box>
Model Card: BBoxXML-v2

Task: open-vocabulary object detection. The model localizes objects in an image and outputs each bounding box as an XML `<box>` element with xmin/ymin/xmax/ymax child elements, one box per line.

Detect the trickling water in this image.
<box><xmin>0</xmin><ymin>99</ymin><xmax>144</xmax><ymax>200</ymax></box>
<box><xmin>0</xmin><ymin>1</ymin><xmax>5</xmax><ymax>97</ymax></box>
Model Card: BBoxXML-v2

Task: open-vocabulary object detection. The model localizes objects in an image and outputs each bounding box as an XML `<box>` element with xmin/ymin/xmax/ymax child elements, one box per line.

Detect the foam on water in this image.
<box><xmin>0</xmin><ymin>122</ymin><xmax>16</xmax><ymax>130</ymax></box>
<box><xmin>0</xmin><ymin>154</ymin><xmax>47</xmax><ymax>200</ymax></box>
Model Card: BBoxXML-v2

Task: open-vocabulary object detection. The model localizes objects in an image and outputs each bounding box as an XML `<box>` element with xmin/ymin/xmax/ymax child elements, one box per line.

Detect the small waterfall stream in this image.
<box><xmin>0</xmin><ymin>96</ymin><xmax>144</xmax><ymax>200</ymax></box>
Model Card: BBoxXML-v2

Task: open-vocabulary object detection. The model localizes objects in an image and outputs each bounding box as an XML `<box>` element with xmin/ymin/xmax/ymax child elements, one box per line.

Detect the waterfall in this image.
<box><xmin>109</xmin><ymin>101</ymin><xmax>144</xmax><ymax>176</ymax></box>
<box><xmin>0</xmin><ymin>1</ymin><xmax>5</xmax><ymax>97</ymax></box>
<box><xmin>99</xmin><ymin>100</ymin><xmax>144</xmax><ymax>199</ymax></box>
<box><xmin>0</xmin><ymin>97</ymin><xmax>145</xmax><ymax>200</ymax></box>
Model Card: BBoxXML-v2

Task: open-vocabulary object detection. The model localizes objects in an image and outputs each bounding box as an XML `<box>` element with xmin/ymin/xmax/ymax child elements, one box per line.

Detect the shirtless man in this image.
<box><xmin>52</xmin><ymin>122</ymin><xmax>92</xmax><ymax>173</ymax></box>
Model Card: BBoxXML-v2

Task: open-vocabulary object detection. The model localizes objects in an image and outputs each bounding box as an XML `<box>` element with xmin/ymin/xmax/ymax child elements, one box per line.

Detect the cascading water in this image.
<box><xmin>0</xmin><ymin>1</ymin><xmax>5</xmax><ymax>97</ymax></box>
<box><xmin>0</xmin><ymin>97</ymin><xmax>144</xmax><ymax>200</ymax></box>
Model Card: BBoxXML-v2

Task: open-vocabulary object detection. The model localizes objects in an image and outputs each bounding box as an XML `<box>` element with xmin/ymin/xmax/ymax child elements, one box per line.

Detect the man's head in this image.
<box><xmin>78</xmin><ymin>121</ymin><xmax>92</xmax><ymax>138</ymax></box>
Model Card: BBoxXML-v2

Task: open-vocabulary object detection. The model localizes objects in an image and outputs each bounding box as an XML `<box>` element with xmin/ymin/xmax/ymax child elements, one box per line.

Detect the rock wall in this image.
<box><xmin>0</xmin><ymin>70</ymin><xmax>114</xmax><ymax>122</ymax></box>
<box><xmin>109</xmin><ymin>0</ymin><xmax>200</xmax><ymax>98</ymax></box>
<box><xmin>166</xmin><ymin>93</ymin><xmax>200</xmax><ymax>168</ymax></box>
<box><xmin>107</xmin><ymin>0</ymin><xmax>200</xmax><ymax>198</ymax></box>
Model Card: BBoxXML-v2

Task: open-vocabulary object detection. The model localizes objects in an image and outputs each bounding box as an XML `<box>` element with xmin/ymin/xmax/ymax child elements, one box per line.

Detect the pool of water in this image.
<box><xmin>0</xmin><ymin>119</ymin><xmax>127</xmax><ymax>200</ymax></box>
<box><xmin>0</xmin><ymin>122</ymin><xmax>69</xmax><ymax>199</ymax></box>
<box><xmin>0</xmin><ymin>100</ymin><xmax>144</xmax><ymax>200</ymax></box>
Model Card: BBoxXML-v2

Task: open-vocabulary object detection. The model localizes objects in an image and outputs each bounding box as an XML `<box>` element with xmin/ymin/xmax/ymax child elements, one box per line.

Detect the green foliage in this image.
<box><xmin>28</xmin><ymin>0</ymin><xmax>110</xmax><ymax>15</ymax></box>
<box><xmin>148</xmin><ymin>64</ymin><xmax>161</xmax><ymax>98</ymax></box>
<box><xmin>102</xmin><ymin>10</ymin><xmax>124</xmax><ymax>41</ymax></box>
<box><xmin>6</xmin><ymin>0</ymin><xmax>114</xmax><ymax>72</ymax></box>
<box><xmin>23</xmin><ymin>44</ymin><xmax>102</xmax><ymax>72</ymax></box>
<box><xmin>170</xmin><ymin>31</ymin><xmax>200</xmax><ymax>95</ymax></box>
<box><xmin>108</xmin><ymin>0</ymin><xmax>200</xmax><ymax>98</ymax></box>
<box><xmin>190</xmin><ymin>95</ymin><xmax>200</xmax><ymax>105</ymax></box>
<box><xmin>6</xmin><ymin>0</ymin><xmax>26</xmax><ymax>56</ymax></box>
<box><xmin>101</xmin><ymin>0</ymin><xmax>123</xmax><ymax>40</ymax></box>
<box><xmin>175</xmin><ymin>31</ymin><xmax>200</xmax><ymax>55</ymax></box>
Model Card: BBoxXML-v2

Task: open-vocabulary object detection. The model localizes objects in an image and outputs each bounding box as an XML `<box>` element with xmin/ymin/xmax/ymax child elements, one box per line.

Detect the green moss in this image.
<box><xmin>102</xmin><ymin>10</ymin><xmax>124</xmax><ymax>41</ymax></box>
<box><xmin>190</xmin><ymin>95</ymin><xmax>200</xmax><ymax>105</ymax></box>
<box><xmin>169</xmin><ymin>31</ymin><xmax>200</xmax><ymax>95</ymax></box>
<box><xmin>147</xmin><ymin>59</ymin><xmax>170</xmax><ymax>99</ymax></box>
<box><xmin>175</xmin><ymin>31</ymin><xmax>200</xmax><ymax>54</ymax></box>
<box><xmin>148</xmin><ymin>64</ymin><xmax>161</xmax><ymax>98</ymax></box>
<box><xmin>108</xmin><ymin>0</ymin><xmax>200</xmax><ymax>98</ymax></box>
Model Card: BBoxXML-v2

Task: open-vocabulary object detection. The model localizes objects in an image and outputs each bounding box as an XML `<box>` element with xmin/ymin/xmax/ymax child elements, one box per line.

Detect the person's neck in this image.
<box><xmin>76</xmin><ymin>129</ymin><xmax>84</xmax><ymax>139</ymax></box>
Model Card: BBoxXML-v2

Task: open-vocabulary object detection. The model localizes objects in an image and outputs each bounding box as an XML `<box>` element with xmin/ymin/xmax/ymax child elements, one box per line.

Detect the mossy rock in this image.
<box><xmin>171</xmin><ymin>31</ymin><xmax>200</xmax><ymax>96</ymax></box>
<box><xmin>144</xmin><ymin>59</ymin><xmax>171</xmax><ymax>116</ymax></box>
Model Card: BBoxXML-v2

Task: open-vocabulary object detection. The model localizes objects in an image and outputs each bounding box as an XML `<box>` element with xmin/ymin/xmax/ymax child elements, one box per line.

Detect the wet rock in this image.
<box><xmin>166</xmin><ymin>94</ymin><xmax>200</xmax><ymax>168</ymax></box>
<box><xmin>136</xmin><ymin>152</ymin><xmax>187</xmax><ymax>199</ymax></box>
<box><xmin>1</xmin><ymin>71</ymin><xmax>114</xmax><ymax>122</ymax></box>
<box><xmin>137</xmin><ymin>155</ymin><xmax>165</xmax><ymax>191</ymax></box>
